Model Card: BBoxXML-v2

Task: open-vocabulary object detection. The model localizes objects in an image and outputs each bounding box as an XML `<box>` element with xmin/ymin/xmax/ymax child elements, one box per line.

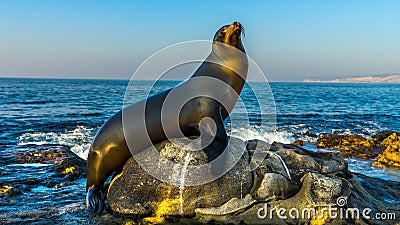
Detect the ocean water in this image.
<box><xmin>1</xmin><ymin>78</ymin><xmax>399</xmax><ymax>180</ymax></box>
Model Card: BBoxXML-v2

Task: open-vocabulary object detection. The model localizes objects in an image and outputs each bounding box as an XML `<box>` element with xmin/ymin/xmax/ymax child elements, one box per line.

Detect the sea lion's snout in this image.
<box><xmin>213</xmin><ymin>21</ymin><xmax>245</xmax><ymax>52</ymax></box>
<box><xmin>226</xmin><ymin>22</ymin><xmax>243</xmax><ymax>39</ymax></box>
<box><xmin>228</xmin><ymin>22</ymin><xmax>244</xmax><ymax>42</ymax></box>
<box><xmin>231</xmin><ymin>21</ymin><xmax>242</xmax><ymax>33</ymax></box>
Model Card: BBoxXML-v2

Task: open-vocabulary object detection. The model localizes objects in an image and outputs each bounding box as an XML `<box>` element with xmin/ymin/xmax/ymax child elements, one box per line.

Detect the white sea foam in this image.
<box><xmin>268</xmin><ymin>152</ymin><xmax>292</xmax><ymax>180</ymax></box>
<box><xmin>18</xmin><ymin>125</ymin><xmax>94</xmax><ymax>160</ymax></box>
<box><xmin>230</xmin><ymin>126</ymin><xmax>295</xmax><ymax>144</ymax></box>
<box><xmin>18</xmin><ymin>125</ymin><xmax>297</xmax><ymax>162</ymax></box>
<box><xmin>14</xmin><ymin>124</ymin><xmax>400</xmax><ymax>182</ymax></box>
<box><xmin>70</xmin><ymin>143</ymin><xmax>92</xmax><ymax>160</ymax></box>
<box><xmin>179</xmin><ymin>153</ymin><xmax>193</xmax><ymax>215</ymax></box>
<box><xmin>8</xmin><ymin>163</ymin><xmax>53</xmax><ymax>167</ymax></box>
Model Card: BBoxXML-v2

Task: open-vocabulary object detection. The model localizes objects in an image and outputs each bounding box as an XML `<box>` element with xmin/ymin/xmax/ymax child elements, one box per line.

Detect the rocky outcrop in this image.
<box><xmin>0</xmin><ymin>144</ymin><xmax>86</xmax><ymax>197</ymax></box>
<box><xmin>316</xmin><ymin>131</ymin><xmax>400</xmax><ymax>169</ymax></box>
<box><xmin>106</xmin><ymin>138</ymin><xmax>400</xmax><ymax>225</ymax></box>
<box><xmin>372</xmin><ymin>132</ymin><xmax>400</xmax><ymax>168</ymax></box>
<box><xmin>316</xmin><ymin>134</ymin><xmax>382</xmax><ymax>159</ymax></box>
<box><xmin>0</xmin><ymin>145</ymin><xmax>89</xmax><ymax>224</ymax></box>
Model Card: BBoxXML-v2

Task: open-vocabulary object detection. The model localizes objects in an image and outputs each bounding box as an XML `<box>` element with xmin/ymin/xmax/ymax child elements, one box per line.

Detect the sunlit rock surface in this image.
<box><xmin>106</xmin><ymin>138</ymin><xmax>400</xmax><ymax>225</ymax></box>
<box><xmin>107</xmin><ymin>137</ymin><xmax>253</xmax><ymax>221</ymax></box>
<box><xmin>373</xmin><ymin>132</ymin><xmax>400</xmax><ymax>168</ymax></box>
<box><xmin>317</xmin><ymin>130</ymin><xmax>400</xmax><ymax>169</ymax></box>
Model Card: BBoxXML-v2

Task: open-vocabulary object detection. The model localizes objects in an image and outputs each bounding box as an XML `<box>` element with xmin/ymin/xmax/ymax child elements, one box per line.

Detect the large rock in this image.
<box><xmin>107</xmin><ymin>137</ymin><xmax>253</xmax><ymax>220</ymax></box>
<box><xmin>107</xmin><ymin>138</ymin><xmax>400</xmax><ymax>225</ymax></box>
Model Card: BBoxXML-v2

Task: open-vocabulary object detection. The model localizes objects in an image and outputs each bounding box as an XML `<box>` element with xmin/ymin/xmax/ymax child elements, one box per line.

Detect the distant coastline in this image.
<box><xmin>2</xmin><ymin>74</ymin><xmax>400</xmax><ymax>83</ymax></box>
<box><xmin>304</xmin><ymin>74</ymin><xmax>400</xmax><ymax>83</ymax></box>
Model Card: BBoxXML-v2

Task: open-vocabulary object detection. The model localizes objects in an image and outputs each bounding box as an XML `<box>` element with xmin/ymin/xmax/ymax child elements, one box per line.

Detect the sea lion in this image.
<box><xmin>86</xmin><ymin>22</ymin><xmax>248</xmax><ymax>213</ymax></box>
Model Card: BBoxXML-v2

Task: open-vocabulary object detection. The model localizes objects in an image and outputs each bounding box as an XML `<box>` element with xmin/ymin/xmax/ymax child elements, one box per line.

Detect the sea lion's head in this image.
<box><xmin>213</xmin><ymin>22</ymin><xmax>245</xmax><ymax>52</ymax></box>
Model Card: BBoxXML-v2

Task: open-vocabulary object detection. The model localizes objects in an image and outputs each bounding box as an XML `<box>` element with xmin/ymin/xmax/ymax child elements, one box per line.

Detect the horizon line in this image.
<box><xmin>0</xmin><ymin>76</ymin><xmax>302</xmax><ymax>83</ymax></box>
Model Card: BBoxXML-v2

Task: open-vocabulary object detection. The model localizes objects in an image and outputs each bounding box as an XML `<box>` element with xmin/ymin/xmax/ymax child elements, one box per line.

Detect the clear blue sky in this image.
<box><xmin>1</xmin><ymin>0</ymin><xmax>399</xmax><ymax>81</ymax></box>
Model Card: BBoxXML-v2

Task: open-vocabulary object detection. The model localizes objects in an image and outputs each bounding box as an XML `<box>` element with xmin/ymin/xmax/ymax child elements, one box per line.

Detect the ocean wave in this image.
<box><xmin>8</xmin><ymin>100</ymin><xmax>57</xmax><ymax>105</ymax></box>
<box><xmin>230</xmin><ymin>126</ymin><xmax>295</xmax><ymax>144</ymax></box>
<box><xmin>14</xmin><ymin>122</ymin><xmax>390</xmax><ymax>165</ymax></box>
<box><xmin>18</xmin><ymin>125</ymin><xmax>94</xmax><ymax>160</ymax></box>
<box><xmin>14</xmin><ymin>124</ymin><xmax>400</xmax><ymax>182</ymax></box>
<box><xmin>17</xmin><ymin>125</ymin><xmax>298</xmax><ymax>160</ymax></box>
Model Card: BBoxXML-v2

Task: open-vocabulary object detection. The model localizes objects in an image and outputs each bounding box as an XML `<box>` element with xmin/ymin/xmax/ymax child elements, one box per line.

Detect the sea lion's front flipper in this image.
<box><xmin>198</xmin><ymin>112</ymin><xmax>228</xmax><ymax>174</ymax></box>
<box><xmin>86</xmin><ymin>185</ymin><xmax>105</xmax><ymax>214</ymax></box>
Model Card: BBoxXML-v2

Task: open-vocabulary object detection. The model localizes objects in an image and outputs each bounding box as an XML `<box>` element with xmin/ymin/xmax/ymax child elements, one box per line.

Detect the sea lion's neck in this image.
<box><xmin>191</xmin><ymin>49</ymin><xmax>248</xmax><ymax>95</ymax></box>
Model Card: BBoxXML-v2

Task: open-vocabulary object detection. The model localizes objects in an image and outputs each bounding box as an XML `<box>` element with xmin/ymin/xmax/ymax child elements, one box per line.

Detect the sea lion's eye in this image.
<box><xmin>220</xmin><ymin>29</ymin><xmax>226</xmax><ymax>34</ymax></box>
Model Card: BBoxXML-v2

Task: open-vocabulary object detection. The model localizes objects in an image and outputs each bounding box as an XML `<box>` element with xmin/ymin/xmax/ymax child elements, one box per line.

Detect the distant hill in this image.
<box><xmin>303</xmin><ymin>74</ymin><xmax>400</xmax><ymax>83</ymax></box>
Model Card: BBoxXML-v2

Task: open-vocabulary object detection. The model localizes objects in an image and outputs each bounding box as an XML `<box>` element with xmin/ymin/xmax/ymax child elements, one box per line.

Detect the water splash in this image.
<box><xmin>240</xmin><ymin>180</ymin><xmax>243</xmax><ymax>199</ymax></box>
<box><xmin>17</xmin><ymin>125</ymin><xmax>94</xmax><ymax>160</ymax></box>
<box><xmin>268</xmin><ymin>152</ymin><xmax>292</xmax><ymax>180</ymax></box>
<box><xmin>179</xmin><ymin>153</ymin><xmax>193</xmax><ymax>215</ymax></box>
<box><xmin>230</xmin><ymin>126</ymin><xmax>294</xmax><ymax>144</ymax></box>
